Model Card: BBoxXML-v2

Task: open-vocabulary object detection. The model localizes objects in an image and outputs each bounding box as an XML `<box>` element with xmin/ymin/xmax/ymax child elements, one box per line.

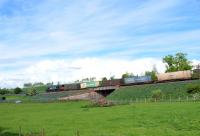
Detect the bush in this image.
<box><xmin>14</xmin><ymin>87</ymin><xmax>22</xmax><ymax>94</ymax></box>
<box><xmin>1</xmin><ymin>97</ymin><xmax>6</xmax><ymax>100</ymax></box>
<box><xmin>151</xmin><ymin>89</ymin><xmax>163</xmax><ymax>100</ymax></box>
<box><xmin>186</xmin><ymin>84</ymin><xmax>200</xmax><ymax>94</ymax></box>
<box><xmin>0</xmin><ymin>88</ymin><xmax>10</xmax><ymax>95</ymax></box>
<box><xmin>26</xmin><ymin>87</ymin><xmax>37</xmax><ymax>96</ymax></box>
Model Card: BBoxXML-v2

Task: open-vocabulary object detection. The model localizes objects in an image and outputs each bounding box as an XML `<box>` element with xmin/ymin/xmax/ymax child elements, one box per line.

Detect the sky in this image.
<box><xmin>0</xmin><ymin>0</ymin><xmax>200</xmax><ymax>88</ymax></box>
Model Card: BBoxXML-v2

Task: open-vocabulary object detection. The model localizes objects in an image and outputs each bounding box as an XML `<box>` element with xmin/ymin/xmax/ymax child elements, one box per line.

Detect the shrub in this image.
<box><xmin>26</xmin><ymin>87</ymin><xmax>37</xmax><ymax>96</ymax></box>
<box><xmin>151</xmin><ymin>89</ymin><xmax>163</xmax><ymax>100</ymax></box>
<box><xmin>14</xmin><ymin>87</ymin><xmax>22</xmax><ymax>94</ymax></box>
<box><xmin>186</xmin><ymin>84</ymin><xmax>200</xmax><ymax>94</ymax></box>
<box><xmin>1</xmin><ymin>97</ymin><xmax>6</xmax><ymax>100</ymax></box>
<box><xmin>0</xmin><ymin>88</ymin><xmax>10</xmax><ymax>95</ymax></box>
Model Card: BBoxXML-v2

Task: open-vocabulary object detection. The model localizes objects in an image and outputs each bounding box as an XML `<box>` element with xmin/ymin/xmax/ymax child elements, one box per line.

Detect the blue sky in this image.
<box><xmin>0</xmin><ymin>0</ymin><xmax>200</xmax><ymax>87</ymax></box>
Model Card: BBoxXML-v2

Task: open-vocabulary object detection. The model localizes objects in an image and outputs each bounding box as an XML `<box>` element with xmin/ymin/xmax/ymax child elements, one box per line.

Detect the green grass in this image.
<box><xmin>108</xmin><ymin>80</ymin><xmax>200</xmax><ymax>101</ymax></box>
<box><xmin>0</xmin><ymin>102</ymin><xmax>200</xmax><ymax>136</ymax></box>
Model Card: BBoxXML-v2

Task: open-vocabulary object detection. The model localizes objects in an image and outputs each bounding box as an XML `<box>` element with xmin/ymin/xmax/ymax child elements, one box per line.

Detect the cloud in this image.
<box><xmin>0</xmin><ymin>0</ymin><xmax>200</xmax><ymax>88</ymax></box>
<box><xmin>0</xmin><ymin>57</ymin><xmax>166</xmax><ymax>88</ymax></box>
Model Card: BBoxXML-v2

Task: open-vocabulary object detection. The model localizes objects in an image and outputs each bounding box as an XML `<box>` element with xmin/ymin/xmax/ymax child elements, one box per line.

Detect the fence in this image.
<box><xmin>108</xmin><ymin>96</ymin><xmax>200</xmax><ymax>104</ymax></box>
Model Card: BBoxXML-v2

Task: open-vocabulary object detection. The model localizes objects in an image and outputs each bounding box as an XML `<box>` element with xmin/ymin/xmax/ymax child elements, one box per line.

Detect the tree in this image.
<box><xmin>145</xmin><ymin>65</ymin><xmax>158</xmax><ymax>81</ymax></box>
<box><xmin>102</xmin><ymin>77</ymin><xmax>107</xmax><ymax>82</ymax></box>
<box><xmin>145</xmin><ymin>71</ymin><xmax>157</xmax><ymax>81</ymax></box>
<box><xmin>163</xmin><ymin>52</ymin><xmax>192</xmax><ymax>72</ymax></box>
<box><xmin>14</xmin><ymin>87</ymin><xmax>22</xmax><ymax>94</ymax></box>
<box><xmin>122</xmin><ymin>72</ymin><xmax>134</xmax><ymax>78</ymax></box>
<box><xmin>110</xmin><ymin>76</ymin><xmax>115</xmax><ymax>80</ymax></box>
<box><xmin>26</xmin><ymin>87</ymin><xmax>37</xmax><ymax>96</ymax></box>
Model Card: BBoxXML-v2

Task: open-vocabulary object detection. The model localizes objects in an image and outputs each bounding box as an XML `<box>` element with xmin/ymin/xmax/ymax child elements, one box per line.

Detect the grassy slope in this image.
<box><xmin>22</xmin><ymin>85</ymin><xmax>48</xmax><ymax>94</ymax></box>
<box><xmin>0</xmin><ymin>102</ymin><xmax>200</xmax><ymax>136</ymax></box>
<box><xmin>1</xmin><ymin>89</ymin><xmax>90</xmax><ymax>102</ymax></box>
<box><xmin>108</xmin><ymin>80</ymin><xmax>200</xmax><ymax>100</ymax></box>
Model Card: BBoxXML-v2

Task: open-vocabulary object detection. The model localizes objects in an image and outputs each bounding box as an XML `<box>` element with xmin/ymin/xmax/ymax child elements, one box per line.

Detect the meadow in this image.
<box><xmin>0</xmin><ymin>101</ymin><xmax>200</xmax><ymax>136</ymax></box>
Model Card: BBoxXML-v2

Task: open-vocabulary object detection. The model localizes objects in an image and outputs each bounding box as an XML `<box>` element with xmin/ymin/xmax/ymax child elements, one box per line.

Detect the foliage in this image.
<box><xmin>145</xmin><ymin>71</ymin><xmax>158</xmax><ymax>81</ymax></box>
<box><xmin>192</xmin><ymin>69</ymin><xmax>200</xmax><ymax>79</ymax></box>
<box><xmin>33</xmin><ymin>82</ymin><xmax>44</xmax><ymax>86</ymax></box>
<box><xmin>26</xmin><ymin>87</ymin><xmax>37</xmax><ymax>96</ymax></box>
<box><xmin>14</xmin><ymin>87</ymin><xmax>22</xmax><ymax>94</ymax></box>
<box><xmin>163</xmin><ymin>52</ymin><xmax>192</xmax><ymax>72</ymax></box>
<box><xmin>151</xmin><ymin>89</ymin><xmax>163</xmax><ymax>100</ymax></box>
<box><xmin>23</xmin><ymin>85</ymin><xmax>47</xmax><ymax>94</ymax></box>
<box><xmin>186</xmin><ymin>84</ymin><xmax>200</xmax><ymax>94</ymax></box>
<box><xmin>0</xmin><ymin>88</ymin><xmax>10</xmax><ymax>95</ymax></box>
<box><xmin>0</xmin><ymin>102</ymin><xmax>200</xmax><ymax>136</ymax></box>
<box><xmin>121</xmin><ymin>72</ymin><xmax>134</xmax><ymax>78</ymax></box>
<box><xmin>24</xmin><ymin>83</ymin><xmax>32</xmax><ymax>87</ymax></box>
<box><xmin>110</xmin><ymin>75</ymin><xmax>115</xmax><ymax>80</ymax></box>
<box><xmin>101</xmin><ymin>77</ymin><xmax>107</xmax><ymax>82</ymax></box>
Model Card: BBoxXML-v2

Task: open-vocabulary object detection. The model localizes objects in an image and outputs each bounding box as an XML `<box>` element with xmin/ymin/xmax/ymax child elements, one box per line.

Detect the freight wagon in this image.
<box><xmin>123</xmin><ymin>76</ymin><xmax>152</xmax><ymax>85</ymax></box>
<box><xmin>100</xmin><ymin>79</ymin><xmax>122</xmax><ymax>87</ymax></box>
<box><xmin>60</xmin><ymin>83</ymin><xmax>81</xmax><ymax>91</ymax></box>
<box><xmin>156</xmin><ymin>70</ymin><xmax>192</xmax><ymax>82</ymax></box>
<box><xmin>80</xmin><ymin>81</ymin><xmax>100</xmax><ymax>89</ymax></box>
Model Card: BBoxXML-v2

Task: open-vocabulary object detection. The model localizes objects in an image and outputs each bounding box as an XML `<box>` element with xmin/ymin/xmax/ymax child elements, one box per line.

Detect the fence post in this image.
<box><xmin>193</xmin><ymin>96</ymin><xmax>196</xmax><ymax>102</ymax></box>
<box><xmin>42</xmin><ymin>128</ymin><xmax>45</xmax><ymax>136</ymax></box>
<box><xmin>179</xmin><ymin>97</ymin><xmax>181</xmax><ymax>102</ymax></box>
<box><xmin>187</xmin><ymin>96</ymin><xmax>189</xmax><ymax>102</ymax></box>
<box><xmin>76</xmin><ymin>130</ymin><xmax>80</xmax><ymax>136</ymax></box>
<box><xmin>19</xmin><ymin>126</ymin><xmax>22</xmax><ymax>136</ymax></box>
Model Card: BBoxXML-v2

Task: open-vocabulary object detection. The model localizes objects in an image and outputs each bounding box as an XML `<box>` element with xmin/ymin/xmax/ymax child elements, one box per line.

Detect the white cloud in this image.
<box><xmin>1</xmin><ymin>57</ymin><xmax>199</xmax><ymax>88</ymax></box>
<box><xmin>0</xmin><ymin>57</ymin><xmax>166</xmax><ymax>88</ymax></box>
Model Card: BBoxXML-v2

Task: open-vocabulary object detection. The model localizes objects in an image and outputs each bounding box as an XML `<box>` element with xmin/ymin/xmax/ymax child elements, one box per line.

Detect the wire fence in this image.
<box><xmin>108</xmin><ymin>95</ymin><xmax>200</xmax><ymax>105</ymax></box>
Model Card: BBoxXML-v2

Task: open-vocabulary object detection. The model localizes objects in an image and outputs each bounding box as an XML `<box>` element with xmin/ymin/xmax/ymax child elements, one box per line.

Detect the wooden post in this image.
<box><xmin>19</xmin><ymin>126</ymin><xmax>22</xmax><ymax>136</ymax></box>
<box><xmin>76</xmin><ymin>130</ymin><xmax>80</xmax><ymax>136</ymax></box>
<box><xmin>42</xmin><ymin>128</ymin><xmax>45</xmax><ymax>136</ymax></box>
<box><xmin>179</xmin><ymin>97</ymin><xmax>181</xmax><ymax>102</ymax></box>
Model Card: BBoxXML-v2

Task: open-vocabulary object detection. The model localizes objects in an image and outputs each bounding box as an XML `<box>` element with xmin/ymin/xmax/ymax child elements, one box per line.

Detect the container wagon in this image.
<box><xmin>156</xmin><ymin>70</ymin><xmax>192</xmax><ymax>82</ymax></box>
<box><xmin>123</xmin><ymin>76</ymin><xmax>152</xmax><ymax>85</ymax></box>
<box><xmin>80</xmin><ymin>81</ymin><xmax>100</xmax><ymax>89</ymax></box>
<box><xmin>100</xmin><ymin>79</ymin><xmax>122</xmax><ymax>87</ymax></box>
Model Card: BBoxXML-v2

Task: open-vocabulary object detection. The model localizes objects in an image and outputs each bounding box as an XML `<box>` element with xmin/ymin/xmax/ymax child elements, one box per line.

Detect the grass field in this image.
<box><xmin>0</xmin><ymin>101</ymin><xmax>200</xmax><ymax>136</ymax></box>
<box><xmin>108</xmin><ymin>80</ymin><xmax>200</xmax><ymax>101</ymax></box>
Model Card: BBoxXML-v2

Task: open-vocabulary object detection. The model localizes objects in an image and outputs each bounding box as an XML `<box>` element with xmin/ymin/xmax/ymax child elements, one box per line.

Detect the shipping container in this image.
<box><xmin>101</xmin><ymin>79</ymin><xmax>122</xmax><ymax>87</ymax></box>
<box><xmin>157</xmin><ymin>70</ymin><xmax>192</xmax><ymax>82</ymax></box>
<box><xmin>80</xmin><ymin>81</ymin><xmax>100</xmax><ymax>89</ymax></box>
<box><xmin>124</xmin><ymin>76</ymin><xmax>152</xmax><ymax>85</ymax></box>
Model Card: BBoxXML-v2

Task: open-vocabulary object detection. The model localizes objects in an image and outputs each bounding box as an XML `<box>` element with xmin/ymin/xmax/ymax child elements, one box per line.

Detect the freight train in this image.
<box><xmin>46</xmin><ymin>70</ymin><xmax>199</xmax><ymax>92</ymax></box>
